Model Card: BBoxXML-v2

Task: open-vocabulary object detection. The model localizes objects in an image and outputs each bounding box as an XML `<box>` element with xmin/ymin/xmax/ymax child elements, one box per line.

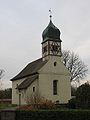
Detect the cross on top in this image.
<box><xmin>49</xmin><ymin>9</ymin><xmax>52</xmax><ymax>20</ymax></box>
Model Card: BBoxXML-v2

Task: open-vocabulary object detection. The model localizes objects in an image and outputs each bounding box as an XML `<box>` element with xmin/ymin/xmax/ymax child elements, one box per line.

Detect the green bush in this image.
<box><xmin>16</xmin><ymin>110</ymin><xmax>90</xmax><ymax>120</ymax></box>
<box><xmin>68</xmin><ymin>98</ymin><xmax>76</xmax><ymax>109</ymax></box>
<box><xmin>76</xmin><ymin>83</ymin><xmax>90</xmax><ymax>109</ymax></box>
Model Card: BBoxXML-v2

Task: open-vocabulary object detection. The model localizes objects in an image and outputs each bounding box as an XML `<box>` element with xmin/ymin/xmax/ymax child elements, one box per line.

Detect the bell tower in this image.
<box><xmin>42</xmin><ymin>12</ymin><xmax>62</xmax><ymax>61</ymax></box>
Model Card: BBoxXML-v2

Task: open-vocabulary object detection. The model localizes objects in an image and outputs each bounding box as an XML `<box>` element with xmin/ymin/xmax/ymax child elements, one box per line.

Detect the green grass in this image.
<box><xmin>0</xmin><ymin>103</ymin><xmax>17</xmax><ymax>109</ymax></box>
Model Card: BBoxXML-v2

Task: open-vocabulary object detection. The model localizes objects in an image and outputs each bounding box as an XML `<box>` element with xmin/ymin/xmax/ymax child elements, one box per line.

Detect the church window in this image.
<box><xmin>54</xmin><ymin>62</ymin><xmax>57</xmax><ymax>66</ymax></box>
<box><xmin>53</xmin><ymin>80</ymin><xmax>58</xmax><ymax>95</ymax></box>
<box><xmin>33</xmin><ymin>87</ymin><xmax>35</xmax><ymax>92</ymax></box>
<box><xmin>56</xmin><ymin>100</ymin><xmax>59</xmax><ymax>104</ymax></box>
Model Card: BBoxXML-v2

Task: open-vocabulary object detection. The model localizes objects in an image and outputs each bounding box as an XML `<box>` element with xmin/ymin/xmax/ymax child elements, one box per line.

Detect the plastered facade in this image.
<box><xmin>38</xmin><ymin>56</ymin><xmax>71</xmax><ymax>103</ymax></box>
<box><xmin>12</xmin><ymin>56</ymin><xmax>71</xmax><ymax>105</ymax></box>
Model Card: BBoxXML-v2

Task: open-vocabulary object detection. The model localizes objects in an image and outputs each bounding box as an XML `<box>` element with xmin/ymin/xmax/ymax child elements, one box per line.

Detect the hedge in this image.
<box><xmin>16</xmin><ymin>110</ymin><xmax>90</xmax><ymax>120</ymax></box>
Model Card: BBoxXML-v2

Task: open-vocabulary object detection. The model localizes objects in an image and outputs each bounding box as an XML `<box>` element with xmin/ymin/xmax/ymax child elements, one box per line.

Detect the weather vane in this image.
<box><xmin>49</xmin><ymin>9</ymin><xmax>52</xmax><ymax>21</ymax></box>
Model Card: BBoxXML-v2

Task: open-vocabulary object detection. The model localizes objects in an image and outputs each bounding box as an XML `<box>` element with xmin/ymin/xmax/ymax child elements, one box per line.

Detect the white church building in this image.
<box><xmin>11</xmin><ymin>16</ymin><xmax>71</xmax><ymax>105</ymax></box>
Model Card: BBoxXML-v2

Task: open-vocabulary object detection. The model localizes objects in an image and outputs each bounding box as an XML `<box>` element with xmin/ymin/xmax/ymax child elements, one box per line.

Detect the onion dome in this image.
<box><xmin>42</xmin><ymin>20</ymin><xmax>61</xmax><ymax>42</ymax></box>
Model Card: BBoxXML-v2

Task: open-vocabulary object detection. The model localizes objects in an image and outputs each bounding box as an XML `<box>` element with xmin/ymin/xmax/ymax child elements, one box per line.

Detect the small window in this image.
<box><xmin>56</xmin><ymin>100</ymin><xmax>59</xmax><ymax>104</ymax></box>
<box><xmin>33</xmin><ymin>87</ymin><xmax>35</xmax><ymax>92</ymax></box>
<box><xmin>54</xmin><ymin>62</ymin><xmax>57</xmax><ymax>66</ymax></box>
<box><xmin>53</xmin><ymin>80</ymin><xmax>58</xmax><ymax>95</ymax></box>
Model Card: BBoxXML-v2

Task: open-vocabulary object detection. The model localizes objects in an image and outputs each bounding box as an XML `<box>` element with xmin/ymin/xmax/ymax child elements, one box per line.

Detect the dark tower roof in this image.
<box><xmin>42</xmin><ymin>20</ymin><xmax>61</xmax><ymax>43</ymax></box>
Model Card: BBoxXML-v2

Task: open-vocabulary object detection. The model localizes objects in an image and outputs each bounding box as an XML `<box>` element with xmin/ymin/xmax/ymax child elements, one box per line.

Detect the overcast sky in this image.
<box><xmin>0</xmin><ymin>0</ymin><xmax>90</xmax><ymax>89</ymax></box>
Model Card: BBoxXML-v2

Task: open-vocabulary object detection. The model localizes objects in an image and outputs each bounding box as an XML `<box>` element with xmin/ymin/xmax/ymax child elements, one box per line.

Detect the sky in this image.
<box><xmin>0</xmin><ymin>0</ymin><xmax>90</xmax><ymax>89</ymax></box>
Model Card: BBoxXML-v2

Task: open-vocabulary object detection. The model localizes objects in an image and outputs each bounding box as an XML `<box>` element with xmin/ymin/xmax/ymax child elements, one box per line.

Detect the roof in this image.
<box><xmin>11</xmin><ymin>58</ymin><xmax>47</xmax><ymax>81</ymax></box>
<box><xmin>17</xmin><ymin>74</ymin><xmax>38</xmax><ymax>90</ymax></box>
<box><xmin>42</xmin><ymin>20</ymin><xmax>61</xmax><ymax>42</ymax></box>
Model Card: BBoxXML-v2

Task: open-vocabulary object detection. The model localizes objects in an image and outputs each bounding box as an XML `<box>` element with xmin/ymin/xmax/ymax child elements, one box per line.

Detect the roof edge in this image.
<box><xmin>17</xmin><ymin>74</ymin><xmax>39</xmax><ymax>90</ymax></box>
<box><xmin>10</xmin><ymin>72</ymin><xmax>38</xmax><ymax>81</ymax></box>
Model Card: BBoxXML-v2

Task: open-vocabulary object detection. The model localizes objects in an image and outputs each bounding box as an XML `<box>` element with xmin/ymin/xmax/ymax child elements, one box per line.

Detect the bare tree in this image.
<box><xmin>0</xmin><ymin>69</ymin><xmax>5</xmax><ymax>89</ymax></box>
<box><xmin>26</xmin><ymin>92</ymin><xmax>55</xmax><ymax>109</ymax></box>
<box><xmin>26</xmin><ymin>92</ymin><xmax>43</xmax><ymax>105</ymax></box>
<box><xmin>62</xmin><ymin>50</ymin><xmax>88</xmax><ymax>82</ymax></box>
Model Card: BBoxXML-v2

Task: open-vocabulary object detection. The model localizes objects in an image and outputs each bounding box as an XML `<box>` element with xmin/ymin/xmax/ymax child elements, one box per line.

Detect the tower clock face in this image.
<box><xmin>50</xmin><ymin>42</ymin><xmax>61</xmax><ymax>55</ymax></box>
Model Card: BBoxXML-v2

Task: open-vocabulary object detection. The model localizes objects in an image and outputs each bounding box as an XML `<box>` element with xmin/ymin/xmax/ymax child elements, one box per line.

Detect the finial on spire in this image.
<box><xmin>49</xmin><ymin>9</ymin><xmax>52</xmax><ymax>21</ymax></box>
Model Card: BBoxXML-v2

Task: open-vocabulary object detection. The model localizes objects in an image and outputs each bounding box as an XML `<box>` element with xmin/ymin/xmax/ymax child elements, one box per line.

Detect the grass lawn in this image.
<box><xmin>0</xmin><ymin>103</ymin><xmax>17</xmax><ymax>109</ymax></box>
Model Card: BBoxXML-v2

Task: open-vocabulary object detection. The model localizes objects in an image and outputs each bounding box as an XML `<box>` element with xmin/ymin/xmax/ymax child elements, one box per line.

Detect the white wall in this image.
<box><xmin>12</xmin><ymin>78</ymin><xmax>26</xmax><ymax>105</ymax></box>
<box><xmin>25</xmin><ymin>79</ymin><xmax>39</xmax><ymax>104</ymax></box>
<box><xmin>38</xmin><ymin>56</ymin><xmax>71</xmax><ymax>103</ymax></box>
<box><xmin>12</xmin><ymin>56</ymin><xmax>71</xmax><ymax>105</ymax></box>
<box><xmin>12</xmin><ymin>77</ymin><xmax>39</xmax><ymax>105</ymax></box>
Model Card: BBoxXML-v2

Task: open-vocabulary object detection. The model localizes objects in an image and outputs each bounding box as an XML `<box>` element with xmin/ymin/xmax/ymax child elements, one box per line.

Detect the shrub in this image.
<box><xmin>38</xmin><ymin>99</ymin><xmax>55</xmax><ymax>109</ymax></box>
<box><xmin>16</xmin><ymin>105</ymin><xmax>33</xmax><ymax>110</ymax></box>
<box><xmin>16</xmin><ymin>110</ymin><xmax>90</xmax><ymax>120</ymax></box>
<box><xmin>68</xmin><ymin>98</ymin><xmax>76</xmax><ymax>109</ymax></box>
<box><xmin>76</xmin><ymin>83</ymin><xmax>90</xmax><ymax>109</ymax></box>
<box><xmin>26</xmin><ymin>93</ymin><xmax>55</xmax><ymax>109</ymax></box>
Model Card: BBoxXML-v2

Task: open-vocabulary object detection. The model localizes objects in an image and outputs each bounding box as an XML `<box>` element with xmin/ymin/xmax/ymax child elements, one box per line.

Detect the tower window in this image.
<box><xmin>53</xmin><ymin>80</ymin><xmax>58</xmax><ymax>95</ymax></box>
<box><xmin>33</xmin><ymin>87</ymin><xmax>35</xmax><ymax>92</ymax></box>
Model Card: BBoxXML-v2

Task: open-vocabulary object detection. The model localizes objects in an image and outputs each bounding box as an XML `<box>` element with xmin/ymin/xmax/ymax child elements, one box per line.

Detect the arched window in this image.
<box><xmin>53</xmin><ymin>80</ymin><xmax>58</xmax><ymax>95</ymax></box>
<box><xmin>33</xmin><ymin>86</ymin><xmax>35</xmax><ymax>92</ymax></box>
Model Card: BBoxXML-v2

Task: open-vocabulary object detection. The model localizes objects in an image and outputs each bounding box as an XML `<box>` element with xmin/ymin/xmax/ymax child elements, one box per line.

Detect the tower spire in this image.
<box><xmin>42</xmin><ymin>11</ymin><xmax>62</xmax><ymax>61</ymax></box>
<box><xmin>49</xmin><ymin>9</ymin><xmax>52</xmax><ymax>21</ymax></box>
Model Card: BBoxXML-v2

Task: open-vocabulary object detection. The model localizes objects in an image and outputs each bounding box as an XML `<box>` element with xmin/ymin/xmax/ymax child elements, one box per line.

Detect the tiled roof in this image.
<box><xmin>17</xmin><ymin>74</ymin><xmax>38</xmax><ymax>90</ymax></box>
<box><xmin>11</xmin><ymin>58</ymin><xmax>47</xmax><ymax>81</ymax></box>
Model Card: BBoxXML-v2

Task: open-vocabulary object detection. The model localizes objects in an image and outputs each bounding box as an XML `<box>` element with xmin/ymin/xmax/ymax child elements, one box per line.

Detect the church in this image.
<box><xmin>11</xmin><ymin>15</ymin><xmax>71</xmax><ymax>105</ymax></box>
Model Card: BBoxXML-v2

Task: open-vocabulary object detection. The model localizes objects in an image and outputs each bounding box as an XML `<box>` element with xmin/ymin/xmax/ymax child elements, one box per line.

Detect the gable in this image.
<box><xmin>38</xmin><ymin>56</ymin><xmax>71</xmax><ymax>76</ymax></box>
